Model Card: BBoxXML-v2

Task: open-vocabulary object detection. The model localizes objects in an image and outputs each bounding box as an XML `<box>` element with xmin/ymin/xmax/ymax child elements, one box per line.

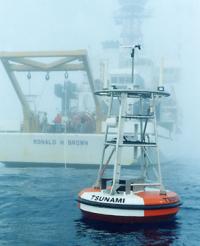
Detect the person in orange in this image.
<box><xmin>54</xmin><ymin>113</ymin><xmax>62</xmax><ymax>132</ymax></box>
<box><xmin>54</xmin><ymin>113</ymin><xmax>62</xmax><ymax>124</ymax></box>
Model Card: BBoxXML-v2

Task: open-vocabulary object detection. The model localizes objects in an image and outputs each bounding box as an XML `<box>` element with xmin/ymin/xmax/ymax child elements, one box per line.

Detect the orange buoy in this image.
<box><xmin>78</xmin><ymin>184</ymin><xmax>181</xmax><ymax>223</ymax></box>
<box><xmin>78</xmin><ymin>87</ymin><xmax>181</xmax><ymax>223</ymax></box>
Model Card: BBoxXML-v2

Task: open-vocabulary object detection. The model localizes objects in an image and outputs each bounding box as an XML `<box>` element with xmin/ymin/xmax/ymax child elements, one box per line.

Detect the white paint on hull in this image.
<box><xmin>80</xmin><ymin>190</ymin><xmax>145</xmax><ymax>217</ymax></box>
<box><xmin>0</xmin><ymin>132</ymin><xmax>135</xmax><ymax>166</ymax></box>
<box><xmin>80</xmin><ymin>203</ymin><xmax>144</xmax><ymax>217</ymax></box>
<box><xmin>81</xmin><ymin>191</ymin><xmax>144</xmax><ymax>205</ymax></box>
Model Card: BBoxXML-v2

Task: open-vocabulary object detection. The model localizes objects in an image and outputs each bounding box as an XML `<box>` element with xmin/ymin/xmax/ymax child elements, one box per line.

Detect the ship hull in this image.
<box><xmin>0</xmin><ymin>132</ymin><xmax>134</xmax><ymax>167</ymax></box>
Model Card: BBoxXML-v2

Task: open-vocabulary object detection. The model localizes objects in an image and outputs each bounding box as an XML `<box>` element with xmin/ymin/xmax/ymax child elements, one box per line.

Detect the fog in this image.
<box><xmin>0</xmin><ymin>0</ymin><xmax>199</xmax><ymax>159</ymax></box>
<box><xmin>143</xmin><ymin>0</ymin><xmax>200</xmax><ymax>159</ymax></box>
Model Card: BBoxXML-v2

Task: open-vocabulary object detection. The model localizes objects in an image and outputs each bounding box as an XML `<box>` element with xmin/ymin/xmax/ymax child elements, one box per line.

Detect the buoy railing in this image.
<box><xmin>94</xmin><ymin>89</ymin><xmax>170</xmax><ymax>195</ymax></box>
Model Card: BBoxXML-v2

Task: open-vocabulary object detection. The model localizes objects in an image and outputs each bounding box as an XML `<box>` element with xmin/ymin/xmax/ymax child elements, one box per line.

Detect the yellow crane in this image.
<box><xmin>0</xmin><ymin>50</ymin><xmax>102</xmax><ymax>132</ymax></box>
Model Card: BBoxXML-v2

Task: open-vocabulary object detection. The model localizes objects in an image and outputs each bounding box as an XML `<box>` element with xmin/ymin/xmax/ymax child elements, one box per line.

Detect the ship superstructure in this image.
<box><xmin>101</xmin><ymin>0</ymin><xmax>181</xmax><ymax>135</ymax></box>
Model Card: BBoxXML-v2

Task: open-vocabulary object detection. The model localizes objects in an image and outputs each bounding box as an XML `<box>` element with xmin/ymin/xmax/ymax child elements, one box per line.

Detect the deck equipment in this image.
<box><xmin>0</xmin><ymin>50</ymin><xmax>102</xmax><ymax>132</ymax></box>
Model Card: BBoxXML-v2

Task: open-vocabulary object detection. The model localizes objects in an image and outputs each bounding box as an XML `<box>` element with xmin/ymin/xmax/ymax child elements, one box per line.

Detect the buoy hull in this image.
<box><xmin>78</xmin><ymin>188</ymin><xmax>181</xmax><ymax>224</ymax></box>
<box><xmin>80</xmin><ymin>209</ymin><xmax>178</xmax><ymax>224</ymax></box>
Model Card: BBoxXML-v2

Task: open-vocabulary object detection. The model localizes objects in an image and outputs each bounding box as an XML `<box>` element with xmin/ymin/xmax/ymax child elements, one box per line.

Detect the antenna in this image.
<box><xmin>121</xmin><ymin>44</ymin><xmax>141</xmax><ymax>87</ymax></box>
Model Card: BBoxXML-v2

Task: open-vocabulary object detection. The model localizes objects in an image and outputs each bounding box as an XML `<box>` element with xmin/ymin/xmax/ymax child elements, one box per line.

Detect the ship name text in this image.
<box><xmin>33</xmin><ymin>139</ymin><xmax>88</xmax><ymax>146</ymax></box>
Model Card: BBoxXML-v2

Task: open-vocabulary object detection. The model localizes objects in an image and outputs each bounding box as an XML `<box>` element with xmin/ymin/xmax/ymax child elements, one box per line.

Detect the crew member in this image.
<box><xmin>54</xmin><ymin>113</ymin><xmax>62</xmax><ymax>132</ymax></box>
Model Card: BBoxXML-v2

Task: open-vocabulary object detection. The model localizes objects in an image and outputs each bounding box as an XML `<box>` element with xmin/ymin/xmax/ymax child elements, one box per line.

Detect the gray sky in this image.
<box><xmin>0</xmin><ymin>0</ymin><xmax>119</xmax><ymax>50</ymax></box>
<box><xmin>148</xmin><ymin>0</ymin><xmax>200</xmax><ymax>157</ymax></box>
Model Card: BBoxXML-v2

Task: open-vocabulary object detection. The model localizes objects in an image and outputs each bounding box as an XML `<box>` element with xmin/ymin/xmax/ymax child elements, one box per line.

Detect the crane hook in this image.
<box><xmin>27</xmin><ymin>72</ymin><xmax>31</xmax><ymax>80</ymax></box>
<box><xmin>64</xmin><ymin>71</ymin><xmax>68</xmax><ymax>79</ymax></box>
<box><xmin>45</xmin><ymin>72</ymin><xmax>50</xmax><ymax>81</ymax></box>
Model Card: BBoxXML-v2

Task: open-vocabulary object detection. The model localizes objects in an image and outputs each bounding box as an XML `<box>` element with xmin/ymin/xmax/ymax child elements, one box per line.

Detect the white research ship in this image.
<box><xmin>0</xmin><ymin>50</ymin><xmax>136</xmax><ymax>167</ymax></box>
<box><xmin>0</xmin><ymin>48</ymin><xmax>179</xmax><ymax>167</ymax></box>
<box><xmin>0</xmin><ymin>2</ymin><xmax>181</xmax><ymax>167</ymax></box>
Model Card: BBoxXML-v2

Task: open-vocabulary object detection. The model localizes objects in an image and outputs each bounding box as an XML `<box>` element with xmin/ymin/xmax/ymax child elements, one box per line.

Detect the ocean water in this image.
<box><xmin>0</xmin><ymin>159</ymin><xmax>199</xmax><ymax>246</ymax></box>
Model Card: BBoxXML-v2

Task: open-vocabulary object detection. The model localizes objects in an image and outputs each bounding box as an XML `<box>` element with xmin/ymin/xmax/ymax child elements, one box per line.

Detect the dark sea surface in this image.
<box><xmin>0</xmin><ymin>159</ymin><xmax>199</xmax><ymax>246</ymax></box>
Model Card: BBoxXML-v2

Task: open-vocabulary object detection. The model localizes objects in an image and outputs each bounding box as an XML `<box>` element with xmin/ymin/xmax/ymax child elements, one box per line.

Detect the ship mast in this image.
<box><xmin>115</xmin><ymin>0</ymin><xmax>149</xmax><ymax>45</ymax></box>
<box><xmin>114</xmin><ymin>0</ymin><xmax>149</xmax><ymax>70</ymax></box>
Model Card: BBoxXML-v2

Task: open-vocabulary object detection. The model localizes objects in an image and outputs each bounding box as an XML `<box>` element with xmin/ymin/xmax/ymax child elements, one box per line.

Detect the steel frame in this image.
<box><xmin>0</xmin><ymin>50</ymin><xmax>102</xmax><ymax>132</ymax></box>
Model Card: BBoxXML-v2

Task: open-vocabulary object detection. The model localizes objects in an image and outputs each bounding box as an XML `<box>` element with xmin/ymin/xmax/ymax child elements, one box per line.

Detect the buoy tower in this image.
<box><xmin>78</xmin><ymin>48</ymin><xmax>181</xmax><ymax>224</ymax></box>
